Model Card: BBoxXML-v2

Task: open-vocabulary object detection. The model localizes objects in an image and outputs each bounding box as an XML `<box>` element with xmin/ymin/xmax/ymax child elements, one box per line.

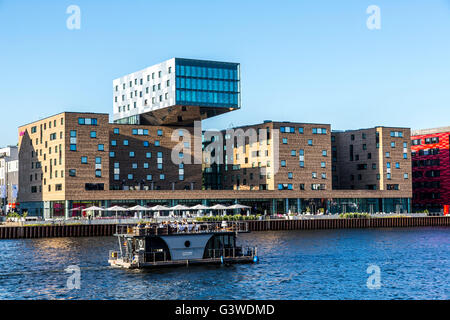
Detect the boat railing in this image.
<box><xmin>207</xmin><ymin>246</ymin><xmax>257</xmax><ymax>259</ymax></box>
<box><xmin>115</xmin><ymin>221</ymin><xmax>249</xmax><ymax>237</ymax></box>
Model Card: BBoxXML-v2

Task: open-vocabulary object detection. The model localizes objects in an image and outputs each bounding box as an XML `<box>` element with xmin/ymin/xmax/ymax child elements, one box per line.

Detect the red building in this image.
<box><xmin>411</xmin><ymin>127</ymin><xmax>450</xmax><ymax>213</ymax></box>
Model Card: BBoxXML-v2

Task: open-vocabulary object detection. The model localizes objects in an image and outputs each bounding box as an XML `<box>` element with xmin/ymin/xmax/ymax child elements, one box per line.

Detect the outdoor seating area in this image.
<box><xmin>73</xmin><ymin>204</ymin><xmax>252</xmax><ymax>220</ymax></box>
<box><xmin>117</xmin><ymin>220</ymin><xmax>249</xmax><ymax>236</ymax></box>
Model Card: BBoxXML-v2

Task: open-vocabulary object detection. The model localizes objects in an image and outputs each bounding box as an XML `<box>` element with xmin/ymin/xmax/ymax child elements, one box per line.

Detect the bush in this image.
<box><xmin>339</xmin><ymin>212</ymin><xmax>371</xmax><ymax>219</ymax></box>
<box><xmin>196</xmin><ymin>214</ymin><xmax>261</xmax><ymax>222</ymax></box>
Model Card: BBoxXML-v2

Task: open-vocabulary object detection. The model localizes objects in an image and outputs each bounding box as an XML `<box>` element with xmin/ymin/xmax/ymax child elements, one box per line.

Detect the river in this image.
<box><xmin>0</xmin><ymin>227</ymin><xmax>448</xmax><ymax>300</ymax></box>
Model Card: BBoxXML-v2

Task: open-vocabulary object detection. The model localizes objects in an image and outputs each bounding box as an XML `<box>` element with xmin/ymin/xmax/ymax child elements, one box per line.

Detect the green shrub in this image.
<box><xmin>339</xmin><ymin>212</ymin><xmax>371</xmax><ymax>219</ymax></box>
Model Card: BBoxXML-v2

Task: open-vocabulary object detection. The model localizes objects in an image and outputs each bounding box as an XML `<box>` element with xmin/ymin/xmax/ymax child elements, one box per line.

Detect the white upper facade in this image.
<box><xmin>112</xmin><ymin>58</ymin><xmax>176</xmax><ymax>123</ymax></box>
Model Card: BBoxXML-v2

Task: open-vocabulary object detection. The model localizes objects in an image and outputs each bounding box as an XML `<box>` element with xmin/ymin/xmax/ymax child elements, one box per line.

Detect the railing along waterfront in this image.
<box><xmin>115</xmin><ymin>221</ymin><xmax>249</xmax><ymax>237</ymax></box>
<box><xmin>1</xmin><ymin>216</ymin><xmax>449</xmax><ymax>239</ymax></box>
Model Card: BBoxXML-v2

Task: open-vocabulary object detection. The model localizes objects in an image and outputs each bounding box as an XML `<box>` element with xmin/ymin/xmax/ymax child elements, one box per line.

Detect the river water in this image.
<box><xmin>0</xmin><ymin>227</ymin><xmax>448</xmax><ymax>300</ymax></box>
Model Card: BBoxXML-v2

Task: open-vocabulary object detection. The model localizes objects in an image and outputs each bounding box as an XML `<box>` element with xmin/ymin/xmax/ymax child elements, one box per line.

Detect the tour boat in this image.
<box><xmin>108</xmin><ymin>221</ymin><xmax>258</xmax><ymax>269</ymax></box>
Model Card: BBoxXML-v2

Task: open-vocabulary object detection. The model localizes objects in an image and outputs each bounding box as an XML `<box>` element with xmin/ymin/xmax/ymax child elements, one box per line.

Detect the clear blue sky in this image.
<box><xmin>1</xmin><ymin>0</ymin><xmax>450</xmax><ymax>146</ymax></box>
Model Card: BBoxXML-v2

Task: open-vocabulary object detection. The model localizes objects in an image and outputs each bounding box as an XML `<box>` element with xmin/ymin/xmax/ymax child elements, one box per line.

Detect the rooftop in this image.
<box><xmin>412</xmin><ymin>126</ymin><xmax>450</xmax><ymax>136</ymax></box>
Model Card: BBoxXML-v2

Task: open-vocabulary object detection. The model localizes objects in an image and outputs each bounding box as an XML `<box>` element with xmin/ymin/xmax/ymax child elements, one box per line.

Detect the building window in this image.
<box><xmin>81</xmin><ymin>157</ymin><xmax>88</xmax><ymax>164</ymax></box>
<box><xmin>69</xmin><ymin>169</ymin><xmax>76</xmax><ymax>177</ymax></box>
<box><xmin>281</xmin><ymin>160</ymin><xmax>286</xmax><ymax>167</ymax></box>
<box><xmin>386</xmin><ymin>152</ymin><xmax>390</xmax><ymax>158</ymax></box>
<box><xmin>98</xmin><ymin>144</ymin><xmax>104</xmax><ymax>151</ymax></box>
<box><xmin>128</xmin><ymin>174</ymin><xmax>133</xmax><ymax>180</ymax></box>
<box><xmin>123</xmin><ymin>140</ymin><xmax>129</xmax><ymax>146</ymax></box>
<box><xmin>129</xmin><ymin>151</ymin><xmax>135</xmax><ymax>158</ymax></box>
<box><xmin>308</xmin><ymin>139</ymin><xmax>313</xmax><ymax>146</ymax></box>
<box><xmin>155</xmin><ymin>140</ymin><xmax>160</xmax><ymax>147</ymax></box>
<box><xmin>95</xmin><ymin>170</ymin><xmax>102</xmax><ymax>178</ymax></box>
<box><xmin>147</xmin><ymin>175</ymin><xmax>152</xmax><ymax>181</ymax></box>
<box><xmin>146</xmin><ymin>152</ymin><xmax>152</xmax><ymax>158</ymax></box>
<box><xmin>70</xmin><ymin>144</ymin><xmax>77</xmax><ymax>151</ymax></box>
<box><xmin>157</xmin><ymin>129</ymin><xmax>163</xmax><ymax>136</ymax></box>
<box><xmin>312</xmin><ymin>128</ymin><xmax>327</xmax><ymax>135</ymax></box>
<box><xmin>312</xmin><ymin>172</ymin><xmax>317</xmax><ymax>179</ymax></box>
<box><xmin>390</xmin><ymin>131</ymin><xmax>403</xmax><ymax>138</ymax></box>
<box><xmin>288</xmin><ymin>172</ymin><xmax>293</xmax><ymax>179</ymax></box>
<box><xmin>160</xmin><ymin>174</ymin><xmax>165</xmax><ymax>180</ymax></box>
<box><xmin>110</xmin><ymin>152</ymin><xmax>115</xmax><ymax>158</ymax></box>
<box><xmin>322</xmin><ymin>150</ymin><xmax>327</xmax><ymax>157</ymax></box>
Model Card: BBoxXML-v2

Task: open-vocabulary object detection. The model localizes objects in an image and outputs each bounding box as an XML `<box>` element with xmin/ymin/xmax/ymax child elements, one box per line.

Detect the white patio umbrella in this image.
<box><xmin>210</xmin><ymin>204</ymin><xmax>228</xmax><ymax>210</ymax></box>
<box><xmin>170</xmin><ymin>205</ymin><xmax>190</xmax><ymax>210</ymax></box>
<box><xmin>150</xmin><ymin>205</ymin><xmax>171</xmax><ymax>218</ymax></box>
<box><xmin>210</xmin><ymin>204</ymin><xmax>228</xmax><ymax>216</ymax></box>
<box><xmin>106</xmin><ymin>205</ymin><xmax>128</xmax><ymax>220</ymax></box>
<box><xmin>128</xmin><ymin>205</ymin><xmax>151</xmax><ymax>211</ymax></box>
<box><xmin>227</xmin><ymin>204</ymin><xmax>251</xmax><ymax>216</ymax></box>
<box><xmin>190</xmin><ymin>204</ymin><xmax>210</xmax><ymax>210</ymax></box>
<box><xmin>128</xmin><ymin>205</ymin><xmax>152</xmax><ymax>219</ymax></box>
<box><xmin>82</xmin><ymin>206</ymin><xmax>105</xmax><ymax>218</ymax></box>
<box><xmin>150</xmin><ymin>205</ymin><xmax>171</xmax><ymax>211</ymax></box>
<box><xmin>227</xmin><ymin>204</ymin><xmax>251</xmax><ymax>210</ymax></box>
<box><xmin>190</xmin><ymin>204</ymin><xmax>210</xmax><ymax>217</ymax></box>
<box><xmin>170</xmin><ymin>204</ymin><xmax>191</xmax><ymax>218</ymax></box>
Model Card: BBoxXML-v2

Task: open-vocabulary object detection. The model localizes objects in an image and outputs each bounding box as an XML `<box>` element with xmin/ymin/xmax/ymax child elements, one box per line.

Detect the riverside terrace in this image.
<box><xmin>26</xmin><ymin>188</ymin><xmax>412</xmax><ymax>219</ymax></box>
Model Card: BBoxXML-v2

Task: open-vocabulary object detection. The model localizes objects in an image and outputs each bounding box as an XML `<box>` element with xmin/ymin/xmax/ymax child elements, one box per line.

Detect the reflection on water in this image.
<box><xmin>0</xmin><ymin>228</ymin><xmax>448</xmax><ymax>300</ymax></box>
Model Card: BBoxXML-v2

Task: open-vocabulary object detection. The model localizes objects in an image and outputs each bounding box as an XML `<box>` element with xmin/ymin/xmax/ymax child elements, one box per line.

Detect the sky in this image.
<box><xmin>0</xmin><ymin>0</ymin><xmax>450</xmax><ymax>146</ymax></box>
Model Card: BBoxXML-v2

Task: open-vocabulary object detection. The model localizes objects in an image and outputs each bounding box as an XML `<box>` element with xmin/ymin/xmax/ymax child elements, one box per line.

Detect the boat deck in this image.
<box><xmin>109</xmin><ymin>256</ymin><xmax>255</xmax><ymax>269</ymax></box>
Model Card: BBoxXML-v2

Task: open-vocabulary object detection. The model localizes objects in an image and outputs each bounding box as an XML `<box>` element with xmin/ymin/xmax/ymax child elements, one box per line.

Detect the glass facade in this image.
<box><xmin>175</xmin><ymin>58</ymin><xmax>240</xmax><ymax>108</ymax></box>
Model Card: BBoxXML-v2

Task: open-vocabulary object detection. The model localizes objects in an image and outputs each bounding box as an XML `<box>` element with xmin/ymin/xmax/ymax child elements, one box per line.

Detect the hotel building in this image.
<box><xmin>17</xmin><ymin>58</ymin><xmax>413</xmax><ymax>218</ymax></box>
<box><xmin>332</xmin><ymin>127</ymin><xmax>412</xmax><ymax>192</ymax></box>
<box><xmin>113</xmin><ymin>58</ymin><xmax>240</xmax><ymax>126</ymax></box>
<box><xmin>411</xmin><ymin>127</ymin><xmax>450</xmax><ymax>213</ymax></box>
<box><xmin>203</xmin><ymin>121</ymin><xmax>332</xmax><ymax>192</ymax></box>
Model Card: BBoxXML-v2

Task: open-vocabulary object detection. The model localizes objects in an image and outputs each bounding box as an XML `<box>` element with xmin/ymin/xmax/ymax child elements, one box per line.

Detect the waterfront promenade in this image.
<box><xmin>0</xmin><ymin>214</ymin><xmax>448</xmax><ymax>239</ymax></box>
